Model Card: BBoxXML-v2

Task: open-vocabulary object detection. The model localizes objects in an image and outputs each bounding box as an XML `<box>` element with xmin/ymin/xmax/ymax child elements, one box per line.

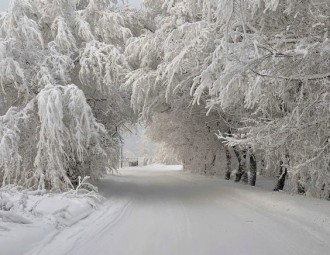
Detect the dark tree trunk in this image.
<box><xmin>259</xmin><ymin>158</ymin><xmax>265</xmax><ymax>175</ymax></box>
<box><xmin>233</xmin><ymin>147</ymin><xmax>247</xmax><ymax>183</ymax></box>
<box><xmin>273</xmin><ymin>161</ymin><xmax>288</xmax><ymax>191</ymax></box>
<box><xmin>248</xmin><ymin>153</ymin><xmax>257</xmax><ymax>186</ymax></box>
<box><xmin>297</xmin><ymin>179</ymin><xmax>305</xmax><ymax>194</ymax></box>
<box><xmin>225</xmin><ymin>148</ymin><xmax>232</xmax><ymax>180</ymax></box>
<box><xmin>241</xmin><ymin>171</ymin><xmax>248</xmax><ymax>184</ymax></box>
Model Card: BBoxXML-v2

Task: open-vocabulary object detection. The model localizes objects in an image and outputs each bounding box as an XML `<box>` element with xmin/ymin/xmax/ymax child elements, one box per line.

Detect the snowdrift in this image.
<box><xmin>0</xmin><ymin>185</ymin><xmax>101</xmax><ymax>255</ymax></box>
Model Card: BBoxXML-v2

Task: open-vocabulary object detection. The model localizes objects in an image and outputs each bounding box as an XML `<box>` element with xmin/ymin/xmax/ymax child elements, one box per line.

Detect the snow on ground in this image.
<box><xmin>0</xmin><ymin>185</ymin><xmax>102</xmax><ymax>255</ymax></box>
<box><xmin>122</xmin><ymin>163</ymin><xmax>183</xmax><ymax>171</ymax></box>
<box><xmin>2</xmin><ymin>164</ymin><xmax>326</xmax><ymax>255</ymax></box>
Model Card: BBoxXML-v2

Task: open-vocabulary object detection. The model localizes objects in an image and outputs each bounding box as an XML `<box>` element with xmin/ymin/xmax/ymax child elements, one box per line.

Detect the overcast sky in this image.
<box><xmin>0</xmin><ymin>0</ymin><xmax>10</xmax><ymax>12</ymax></box>
<box><xmin>0</xmin><ymin>0</ymin><xmax>141</xmax><ymax>12</ymax></box>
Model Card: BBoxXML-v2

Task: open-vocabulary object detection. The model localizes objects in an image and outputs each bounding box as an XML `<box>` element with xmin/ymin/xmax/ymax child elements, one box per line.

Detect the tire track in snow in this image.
<box><xmin>62</xmin><ymin>199</ymin><xmax>133</xmax><ymax>255</ymax></box>
<box><xmin>89</xmin><ymin>200</ymin><xmax>133</xmax><ymax>241</ymax></box>
<box><xmin>24</xmin><ymin>198</ymin><xmax>133</xmax><ymax>255</ymax></box>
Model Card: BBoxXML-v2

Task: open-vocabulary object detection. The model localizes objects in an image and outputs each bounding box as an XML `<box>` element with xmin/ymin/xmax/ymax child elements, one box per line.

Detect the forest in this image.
<box><xmin>0</xmin><ymin>0</ymin><xmax>329</xmax><ymax>199</ymax></box>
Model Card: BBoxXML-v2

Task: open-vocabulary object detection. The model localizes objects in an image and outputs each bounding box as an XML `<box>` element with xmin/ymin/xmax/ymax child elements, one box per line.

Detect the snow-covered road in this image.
<box><xmin>25</xmin><ymin>165</ymin><xmax>330</xmax><ymax>255</ymax></box>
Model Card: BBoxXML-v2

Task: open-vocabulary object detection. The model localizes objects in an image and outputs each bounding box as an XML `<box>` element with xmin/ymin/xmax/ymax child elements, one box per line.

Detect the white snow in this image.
<box><xmin>1</xmin><ymin>165</ymin><xmax>330</xmax><ymax>255</ymax></box>
<box><xmin>0</xmin><ymin>186</ymin><xmax>101</xmax><ymax>255</ymax></box>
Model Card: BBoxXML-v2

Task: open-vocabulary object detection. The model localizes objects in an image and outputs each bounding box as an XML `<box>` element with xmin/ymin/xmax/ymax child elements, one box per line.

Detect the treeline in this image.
<box><xmin>126</xmin><ymin>0</ymin><xmax>330</xmax><ymax>199</ymax></box>
<box><xmin>0</xmin><ymin>0</ymin><xmax>329</xmax><ymax>199</ymax></box>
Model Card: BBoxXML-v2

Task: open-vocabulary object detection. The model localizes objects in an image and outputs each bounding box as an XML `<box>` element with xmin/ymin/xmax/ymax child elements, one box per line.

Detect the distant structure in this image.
<box><xmin>120</xmin><ymin>157</ymin><xmax>150</xmax><ymax>168</ymax></box>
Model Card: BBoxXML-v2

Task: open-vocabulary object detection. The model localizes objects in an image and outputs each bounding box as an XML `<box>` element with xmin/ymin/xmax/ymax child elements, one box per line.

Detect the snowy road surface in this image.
<box><xmin>25</xmin><ymin>165</ymin><xmax>330</xmax><ymax>255</ymax></box>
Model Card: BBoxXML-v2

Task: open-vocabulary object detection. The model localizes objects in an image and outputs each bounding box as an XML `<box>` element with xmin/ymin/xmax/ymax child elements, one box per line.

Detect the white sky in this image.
<box><xmin>128</xmin><ymin>0</ymin><xmax>141</xmax><ymax>7</ymax></box>
<box><xmin>0</xmin><ymin>0</ymin><xmax>10</xmax><ymax>12</ymax></box>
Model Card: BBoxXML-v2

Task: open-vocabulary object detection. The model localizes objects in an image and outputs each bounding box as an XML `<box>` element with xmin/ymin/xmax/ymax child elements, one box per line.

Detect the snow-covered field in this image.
<box><xmin>1</xmin><ymin>165</ymin><xmax>330</xmax><ymax>255</ymax></box>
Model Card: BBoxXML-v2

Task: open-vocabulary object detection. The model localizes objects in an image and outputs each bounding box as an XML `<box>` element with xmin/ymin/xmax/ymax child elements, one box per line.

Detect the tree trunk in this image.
<box><xmin>297</xmin><ymin>179</ymin><xmax>305</xmax><ymax>194</ymax></box>
<box><xmin>260</xmin><ymin>159</ymin><xmax>265</xmax><ymax>175</ymax></box>
<box><xmin>225</xmin><ymin>148</ymin><xmax>232</xmax><ymax>180</ymax></box>
<box><xmin>241</xmin><ymin>171</ymin><xmax>248</xmax><ymax>184</ymax></box>
<box><xmin>248</xmin><ymin>153</ymin><xmax>257</xmax><ymax>186</ymax></box>
<box><xmin>233</xmin><ymin>147</ymin><xmax>247</xmax><ymax>183</ymax></box>
<box><xmin>273</xmin><ymin>161</ymin><xmax>288</xmax><ymax>191</ymax></box>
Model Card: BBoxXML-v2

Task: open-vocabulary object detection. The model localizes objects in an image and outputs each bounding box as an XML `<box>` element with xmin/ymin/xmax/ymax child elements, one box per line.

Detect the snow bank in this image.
<box><xmin>242</xmin><ymin>187</ymin><xmax>330</xmax><ymax>234</ymax></box>
<box><xmin>0</xmin><ymin>185</ymin><xmax>102</xmax><ymax>255</ymax></box>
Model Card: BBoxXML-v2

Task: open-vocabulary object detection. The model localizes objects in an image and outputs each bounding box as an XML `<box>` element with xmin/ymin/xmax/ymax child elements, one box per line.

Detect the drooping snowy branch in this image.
<box><xmin>0</xmin><ymin>0</ymin><xmax>142</xmax><ymax>190</ymax></box>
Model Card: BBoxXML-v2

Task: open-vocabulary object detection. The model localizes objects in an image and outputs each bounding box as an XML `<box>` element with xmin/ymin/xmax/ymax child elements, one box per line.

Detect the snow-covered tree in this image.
<box><xmin>125</xmin><ymin>0</ymin><xmax>251</xmax><ymax>179</ymax></box>
<box><xmin>126</xmin><ymin>0</ymin><xmax>330</xmax><ymax>198</ymax></box>
<box><xmin>190</xmin><ymin>0</ymin><xmax>330</xmax><ymax>198</ymax></box>
<box><xmin>0</xmin><ymin>0</ymin><xmax>143</xmax><ymax>190</ymax></box>
<box><xmin>143</xmin><ymin>105</ymin><xmax>228</xmax><ymax>175</ymax></box>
